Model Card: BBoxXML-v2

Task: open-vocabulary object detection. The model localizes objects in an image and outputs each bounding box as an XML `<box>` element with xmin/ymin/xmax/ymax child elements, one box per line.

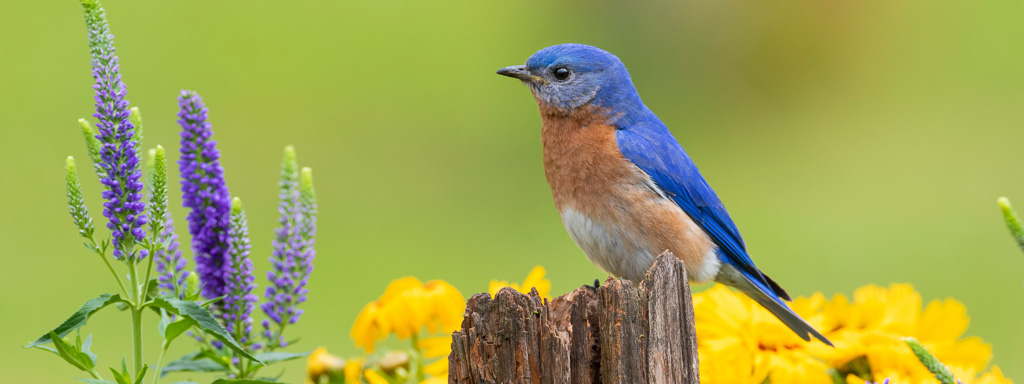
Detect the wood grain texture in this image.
<box><xmin>449</xmin><ymin>252</ymin><xmax>699</xmax><ymax>384</ymax></box>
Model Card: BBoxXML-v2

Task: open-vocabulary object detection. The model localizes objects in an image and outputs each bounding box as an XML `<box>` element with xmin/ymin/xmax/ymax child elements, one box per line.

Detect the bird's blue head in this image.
<box><xmin>498</xmin><ymin>44</ymin><xmax>645</xmax><ymax>118</ymax></box>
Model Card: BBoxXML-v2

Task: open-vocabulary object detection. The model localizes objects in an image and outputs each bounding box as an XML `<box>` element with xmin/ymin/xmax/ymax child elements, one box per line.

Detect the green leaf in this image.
<box><xmin>252</xmin><ymin>351</ymin><xmax>311</xmax><ymax>365</ymax></box>
<box><xmin>33</xmin><ymin>345</ymin><xmax>59</xmax><ymax>354</ymax></box>
<box><xmin>211</xmin><ymin>379</ymin><xmax>281</xmax><ymax>384</ymax></box>
<box><xmin>110</xmin><ymin>362</ymin><xmax>132</xmax><ymax>384</ymax></box>
<box><xmin>184</xmin><ymin>273</ymin><xmax>201</xmax><ymax>301</ymax></box>
<box><xmin>80</xmin><ymin>334</ymin><xmax>98</xmax><ymax>368</ymax></box>
<box><xmin>50</xmin><ymin>332</ymin><xmax>96</xmax><ymax>372</ymax></box>
<box><xmin>168</xmin><ymin>382</ymin><xmax>202</xmax><ymax>384</ymax></box>
<box><xmin>133</xmin><ymin>364</ymin><xmax>148</xmax><ymax>384</ymax></box>
<box><xmin>199</xmin><ymin>295</ymin><xmax>225</xmax><ymax>308</ymax></box>
<box><xmin>27</xmin><ymin>294</ymin><xmax>125</xmax><ymax>348</ymax></box>
<box><xmin>149</xmin><ymin>297</ymin><xmax>262</xmax><ymax>364</ymax></box>
<box><xmin>158</xmin><ymin>310</ymin><xmax>192</xmax><ymax>345</ymax></box>
<box><xmin>160</xmin><ymin>352</ymin><xmax>228</xmax><ymax>376</ymax></box>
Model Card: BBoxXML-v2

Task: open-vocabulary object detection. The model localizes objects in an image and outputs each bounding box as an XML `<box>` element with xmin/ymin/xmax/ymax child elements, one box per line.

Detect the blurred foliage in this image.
<box><xmin>2</xmin><ymin>0</ymin><xmax>1023</xmax><ymax>382</ymax></box>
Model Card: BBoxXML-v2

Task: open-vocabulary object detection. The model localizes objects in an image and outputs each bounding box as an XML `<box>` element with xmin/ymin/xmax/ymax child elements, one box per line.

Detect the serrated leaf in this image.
<box><xmin>149</xmin><ymin>297</ymin><xmax>261</xmax><ymax>364</ymax></box>
<box><xmin>27</xmin><ymin>294</ymin><xmax>125</xmax><ymax>347</ymax></box>
<box><xmin>252</xmin><ymin>351</ymin><xmax>311</xmax><ymax>365</ymax></box>
<box><xmin>160</xmin><ymin>352</ymin><xmax>228</xmax><ymax>377</ymax></box>
<box><xmin>211</xmin><ymin>380</ymin><xmax>281</xmax><ymax>384</ymax></box>
<box><xmin>51</xmin><ymin>332</ymin><xmax>95</xmax><ymax>372</ymax></box>
<box><xmin>75</xmin><ymin>378</ymin><xmax>117</xmax><ymax>384</ymax></box>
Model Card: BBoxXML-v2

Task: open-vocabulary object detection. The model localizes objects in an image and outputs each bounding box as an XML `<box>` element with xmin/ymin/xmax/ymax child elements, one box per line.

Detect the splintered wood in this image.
<box><xmin>449</xmin><ymin>252</ymin><xmax>699</xmax><ymax>384</ymax></box>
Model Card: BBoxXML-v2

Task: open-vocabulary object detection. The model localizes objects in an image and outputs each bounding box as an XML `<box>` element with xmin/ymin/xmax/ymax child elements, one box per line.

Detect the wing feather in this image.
<box><xmin>615</xmin><ymin>123</ymin><xmax>775</xmax><ymax>292</ymax></box>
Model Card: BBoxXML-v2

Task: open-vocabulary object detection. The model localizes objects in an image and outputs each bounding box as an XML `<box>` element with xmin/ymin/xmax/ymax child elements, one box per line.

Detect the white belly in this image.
<box><xmin>559</xmin><ymin>206</ymin><xmax>722</xmax><ymax>283</ymax></box>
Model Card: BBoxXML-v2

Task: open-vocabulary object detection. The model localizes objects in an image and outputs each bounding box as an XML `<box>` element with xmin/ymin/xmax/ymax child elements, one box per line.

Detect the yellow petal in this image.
<box><xmin>380</xmin><ymin>277</ymin><xmax>425</xmax><ymax>304</ymax></box>
<box><xmin>424</xmin><ymin>357</ymin><xmax>450</xmax><ymax>377</ymax></box>
<box><xmin>488</xmin><ymin>280</ymin><xmax>509</xmax><ymax>297</ymax></box>
<box><xmin>343</xmin><ymin>358</ymin><xmax>363</xmax><ymax>383</ymax></box>
<box><xmin>424</xmin><ymin>280</ymin><xmax>468</xmax><ymax>333</ymax></box>
<box><xmin>420</xmin><ymin>376</ymin><xmax>448</xmax><ymax>384</ymax></box>
<box><xmin>976</xmin><ymin>365</ymin><xmax>1013</xmax><ymax>384</ymax></box>
<box><xmin>520</xmin><ymin>266</ymin><xmax>552</xmax><ymax>299</ymax></box>
<box><xmin>351</xmin><ymin>302</ymin><xmax>384</xmax><ymax>353</ymax></box>
<box><xmin>917</xmin><ymin>298</ymin><xmax>969</xmax><ymax>341</ymax></box>
<box><xmin>419</xmin><ymin>336</ymin><xmax>454</xmax><ymax>358</ymax></box>
<box><xmin>364</xmin><ymin>369</ymin><xmax>389</xmax><ymax>384</ymax></box>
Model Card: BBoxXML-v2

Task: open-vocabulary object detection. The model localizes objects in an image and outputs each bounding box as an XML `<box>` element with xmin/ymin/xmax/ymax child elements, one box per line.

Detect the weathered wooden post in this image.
<box><xmin>449</xmin><ymin>252</ymin><xmax>699</xmax><ymax>384</ymax></box>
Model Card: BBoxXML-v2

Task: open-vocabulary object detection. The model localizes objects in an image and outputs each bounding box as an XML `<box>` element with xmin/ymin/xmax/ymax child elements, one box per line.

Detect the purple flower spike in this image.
<box><xmin>224</xmin><ymin>197</ymin><xmax>257</xmax><ymax>344</ymax></box>
<box><xmin>261</xmin><ymin>147</ymin><xmax>317</xmax><ymax>348</ymax></box>
<box><xmin>178</xmin><ymin>90</ymin><xmax>232</xmax><ymax>300</ymax></box>
<box><xmin>83</xmin><ymin>0</ymin><xmax>146</xmax><ymax>260</ymax></box>
<box><xmin>155</xmin><ymin>213</ymin><xmax>188</xmax><ymax>297</ymax></box>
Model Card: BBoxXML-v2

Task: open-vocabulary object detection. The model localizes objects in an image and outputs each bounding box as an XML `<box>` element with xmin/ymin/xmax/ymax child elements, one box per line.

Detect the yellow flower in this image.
<box><xmin>695</xmin><ymin>282</ymin><xmax>1008</xmax><ymax>384</ymax></box>
<box><xmin>350</xmin><ymin>276</ymin><xmax>467</xmax><ymax>353</ymax></box>
<box><xmin>820</xmin><ymin>284</ymin><xmax>993</xmax><ymax>383</ymax></box>
<box><xmin>489</xmin><ymin>265</ymin><xmax>551</xmax><ymax>299</ymax></box>
<box><xmin>306</xmin><ymin>347</ymin><xmax>344</xmax><ymax>384</ymax></box>
<box><xmin>693</xmin><ymin>284</ymin><xmax>831</xmax><ymax>384</ymax></box>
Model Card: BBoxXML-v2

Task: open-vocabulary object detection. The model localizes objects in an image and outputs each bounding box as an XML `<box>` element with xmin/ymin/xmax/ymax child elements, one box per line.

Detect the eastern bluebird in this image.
<box><xmin>497</xmin><ymin>43</ymin><xmax>831</xmax><ymax>345</ymax></box>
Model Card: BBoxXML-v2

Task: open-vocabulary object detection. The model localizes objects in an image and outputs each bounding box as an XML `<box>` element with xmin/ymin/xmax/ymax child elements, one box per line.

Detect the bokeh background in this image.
<box><xmin>2</xmin><ymin>0</ymin><xmax>1023</xmax><ymax>382</ymax></box>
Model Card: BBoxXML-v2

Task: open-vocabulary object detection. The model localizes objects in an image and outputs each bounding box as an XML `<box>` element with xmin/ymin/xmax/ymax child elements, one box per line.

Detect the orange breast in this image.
<box><xmin>539</xmin><ymin>106</ymin><xmax>719</xmax><ymax>282</ymax></box>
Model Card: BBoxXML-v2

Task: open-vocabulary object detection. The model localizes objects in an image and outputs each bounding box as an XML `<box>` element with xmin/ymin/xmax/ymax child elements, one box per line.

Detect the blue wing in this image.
<box><xmin>615</xmin><ymin>121</ymin><xmax>777</xmax><ymax>295</ymax></box>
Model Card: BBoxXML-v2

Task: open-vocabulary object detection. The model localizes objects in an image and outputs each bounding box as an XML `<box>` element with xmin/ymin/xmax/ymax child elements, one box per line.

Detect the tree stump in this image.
<box><xmin>449</xmin><ymin>252</ymin><xmax>699</xmax><ymax>384</ymax></box>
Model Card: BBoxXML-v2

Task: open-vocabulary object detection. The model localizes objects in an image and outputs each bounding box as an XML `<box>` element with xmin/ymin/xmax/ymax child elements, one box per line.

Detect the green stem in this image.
<box><xmin>267</xmin><ymin>323</ymin><xmax>287</xmax><ymax>352</ymax></box>
<box><xmin>94</xmin><ymin>242</ymin><xmax>129</xmax><ymax>297</ymax></box>
<box><xmin>87</xmin><ymin>367</ymin><xmax>103</xmax><ymax>380</ymax></box>
<box><xmin>411</xmin><ymin>333</ymin><xmax>424</xmax><ymax>382</ymax></box>
<box><xmin>142</xmin><ymin>245</ymin><xmax>156</xmax><ymax>297</ymax></box>
<box><xmin>152</xmin><ymin>344</ymin><xmax>168</xmax><ymax>384</ymax></box>
<box><xmin>129</xmin><ymin>263</ymin><xmax>144</xmax><ymax>377</ymax></box>
<box><xmin>130</xmin><ymin>308</ymin><xmax>143</xmax><ymax>377</ymax></box>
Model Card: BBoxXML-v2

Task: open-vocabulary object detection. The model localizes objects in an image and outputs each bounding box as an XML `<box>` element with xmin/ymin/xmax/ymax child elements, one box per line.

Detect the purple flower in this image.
<box><xmin>261</xmin><ymin>147</ymin><xmax>316</xmax><ymax>348</ymax></box>
<box><xmin>155</xmin><ymin>213</ymin><xmax>188</xmax><ymax>298</ymax></box>
<box><xmin>83</xmin><ymin>0</ymin><xmax>146</xmax><ymax>260</ymax></box>
<box><xmin>224</xmin><ymin>197</ymin><xmax>257</xmax><ymax>344</ymax></box>
<box><xmin>178</xmin><ymin>90</ymin><xmax>232</xmax><ymax>300</ymax></box>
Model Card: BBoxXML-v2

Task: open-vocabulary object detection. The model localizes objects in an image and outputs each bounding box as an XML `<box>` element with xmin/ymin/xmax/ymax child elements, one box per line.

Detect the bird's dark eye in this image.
<box><xmin>552</xmin><ymin>67</ymin><xmax>571</xmax><ymax>81</ymax></box>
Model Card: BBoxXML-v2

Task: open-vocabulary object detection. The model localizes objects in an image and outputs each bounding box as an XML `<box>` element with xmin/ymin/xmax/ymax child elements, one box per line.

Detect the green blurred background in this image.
<box><xmin>2</xmin><ymin>0</ymin><xmax>1023</xmax><ymax>382</ymax></box>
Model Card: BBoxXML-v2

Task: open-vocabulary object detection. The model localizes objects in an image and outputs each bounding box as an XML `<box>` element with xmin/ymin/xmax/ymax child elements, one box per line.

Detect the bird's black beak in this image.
<box><xmin>497</xmin><ymin>65</ymin><xmax>547</xmax><ymax>84</ymax></box>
